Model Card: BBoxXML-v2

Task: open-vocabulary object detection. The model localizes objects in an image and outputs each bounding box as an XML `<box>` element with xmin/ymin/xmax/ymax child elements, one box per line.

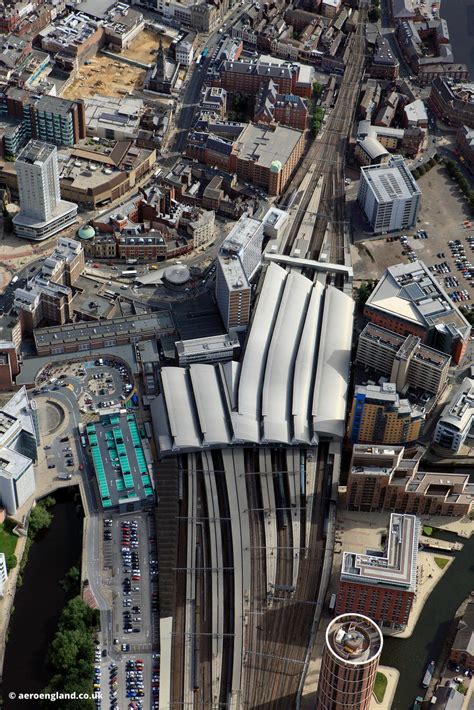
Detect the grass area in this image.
<box><xmin>423</xmin><ymin>525</ymin><xmax>433</xmax><ymax>536</ymax></box>
<box><xmin>373</xmin><ymin>672</ymin><xmax>388</xmax><ymax>703</ymax></box>
<box><xmin>0</xmin><ymin>520</ymin><xmax>18</xmax><ymax>558</ymax></box>
<box><xmin>434</xmin><ymin>556</ymin><xmax>450</xmax><ymax>569</ymax></box>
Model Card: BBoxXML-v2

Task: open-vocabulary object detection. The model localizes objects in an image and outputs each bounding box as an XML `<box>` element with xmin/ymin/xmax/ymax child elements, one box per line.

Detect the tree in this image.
<box><xmin>313</xmin><ymin>81</ymin><xmax>323</xmax><ymax>98</ymax></box>
<box><xmin>368</xmin><ymin>6</ymin><xmax>381</xmax><ymax>21</ymax></box>
<box><xmin>2</xmin><ymin>207</ymin><xmax>13</xmax><ymax>234</ymax></box>
<box><xmin>59</xmin><ymin>596</ymin><xmax>96</xmax><ymax>632</ymax></box>
<box><xmin>5</xmin><ymin>553</ymin><xmax>17</xmax><ymax>571</ymax></box>
<box><xmin>60</xmin><ymin>565</ymin><xmax>81</xmax><ymax>595</ymax></box>
<box><xmin>28</xmin><ymin>503</ymin><xmax>52</xmax><ymax>537</ymax></box>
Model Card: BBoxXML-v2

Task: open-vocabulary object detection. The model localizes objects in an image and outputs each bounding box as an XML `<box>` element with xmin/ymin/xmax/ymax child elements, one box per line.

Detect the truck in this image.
<box><xmin>57</xmin><ymin>473</ymin><xmax>72</xmax><ymax>480</ymax></box>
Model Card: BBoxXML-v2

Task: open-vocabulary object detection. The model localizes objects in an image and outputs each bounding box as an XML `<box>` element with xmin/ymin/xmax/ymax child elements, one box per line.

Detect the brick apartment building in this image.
<box><xmin>428</xmin><ymin>79</ymin><xmax>474</xmax><ymax>129</ymax></box>
<box><xmin>347</xmin><ymin>444</ymin><xmax>474</xmax><ymax>517</ymax></box>
<box><xmin>347</xmin><ymin>383</ymin><xmax>424</xmax><ymax>445</ymax></box>
<box><xmin>336</xmin><ymin>513</ymin><xmax>419</xmax><ymax>629</ymax></box>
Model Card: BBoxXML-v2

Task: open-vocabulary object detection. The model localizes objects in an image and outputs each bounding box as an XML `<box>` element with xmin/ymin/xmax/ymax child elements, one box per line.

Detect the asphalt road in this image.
<box><xmin>170</xmin><ymin>3</ymin><xmax>251</xmax><ymax>155</ymax></box>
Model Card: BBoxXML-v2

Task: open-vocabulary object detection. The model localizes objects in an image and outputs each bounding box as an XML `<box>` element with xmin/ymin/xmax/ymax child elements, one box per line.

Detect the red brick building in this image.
<box><xmin>449</xmin><ymin>601</ymin><xmax>474</xmax><ymax>671</ymax></box>
<box><xmin>216</xmin><ymin>58</ymin><xmax>313</xmax><ymax>98</ymax></box>
<box><xmin>186</xmin><ymin>123</ymin><xmax>305</xmax><ymax>196</ymax></box>
<box><xmin>364</xmin><ymin>261</ymin><xmax>471</xmax><ymax>365</ymax></box>
<box><xmin>254</xmin><ymin>79</ymin><xmax>308</xmax><ymax>130</ymax></box>
<box><xmin>335</xmin><ymin>514</ymin><xmax>419</xmax><ymax>630</ymax></box>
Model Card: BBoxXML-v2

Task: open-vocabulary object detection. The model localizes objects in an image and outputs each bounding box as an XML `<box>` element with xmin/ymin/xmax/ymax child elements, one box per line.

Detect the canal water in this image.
<box><xmin>441</xmin><ymin>0</ymin><xmax>474</xmax><ymax>77</ymax></box>
<box><xmin>1</xmin><ymin>488</ymin><xmax>83</xmax><ymax>707</ymax></box>
<box><xmin>382</xmin><ymin>528</ymin><xmax>474</xmax><ymax>709</ymax></box>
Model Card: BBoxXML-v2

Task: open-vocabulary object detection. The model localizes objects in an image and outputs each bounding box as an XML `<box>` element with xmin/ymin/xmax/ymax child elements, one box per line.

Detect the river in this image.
<box><xmin>382</xmin><ymin>529</ymin><xmax>474</xmax><ymax>709</ymax></box>
<box><xmin>441</xmin><ymin>0</ymin><xmax>474</xmax><ymax>77</ymax></box>
<box><xmin>1</xmin><ymin>488</ymin><xmax>84</xmax><ymax>707</ymax></box>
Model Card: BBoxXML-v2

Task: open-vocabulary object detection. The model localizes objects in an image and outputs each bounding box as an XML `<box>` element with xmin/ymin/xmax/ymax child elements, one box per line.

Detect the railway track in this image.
<box><xmin>242</xmin><ymin>444</ymin><xmax>329</xmax><ymax>709</ymax></box>
<box><xmin>283</xmin><ymin>5</ymin><xmax>367</xmax><ymax>266</ymax></box>
<box><xmin>171</xmin><ymin>458</ymin><xmax>188</xmax><ymax>707</ymax></box>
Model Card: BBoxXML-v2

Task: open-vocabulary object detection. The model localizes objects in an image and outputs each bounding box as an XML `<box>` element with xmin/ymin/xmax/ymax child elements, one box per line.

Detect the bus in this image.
<box><xmin>121</xmin><ymin>269</ymin><xmax>137</xmax><ymax>278</ymax></box>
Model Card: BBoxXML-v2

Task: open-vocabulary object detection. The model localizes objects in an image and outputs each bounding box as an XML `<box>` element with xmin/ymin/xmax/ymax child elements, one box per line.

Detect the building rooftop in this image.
<box><xmin>87</xmin><ymin>412</ymin><xmax>154</xmax><ymax>509</ymax></box>
<box><xmin>17</xmin><ymin>139</ymin><xmax>55</xmax><ymax>165</ymax></box>
<box><xmin>34</xmin><ymin>311</ymin><xmax>174</xmax><ymax>348</ymax></box>
<box><xmin>235</xmin><ymin>123</ymin><xmax>303</xmax><ymax>169</ymax></box>
<box><xmin>366</xmin><ymin>260</ymin><xmax>471</xmax><ymax>339</ymax></box>
<box><xmin>361</xmin><ymin>155</ymin><xmax>420</xmax><ymax>202</ymax></box>
<box><xmin>341</xmin><ymin>513</ymin><xmax>419</xmax><ymax>591</ymax></box>
<box><xmin>404</xmin><ymin>99</ymin><xmax>428</xmax><ymax>123</ymax></box>
<box><xmin>438</xmin><ymin>377</ymin><xmax>474</xmax><ymax>432</ymax></box>
<box><xmin>152</xmin><ymin>262</ymin><xmax>353</xmax><ymax>453</ymax></box>
<box><xmin>175</xmin><ymin>334</ymin><xmax>240</xmax><ymax>358</ymax></box>
<box><xmin>326</xmin><ymin>614</ymin><xmax>383</xmax><ymax>665</ymax></box>
<box><xmin>84</xmin><ymin>95</ymin><xmax>143</xmax><ymax>135</ymax></box>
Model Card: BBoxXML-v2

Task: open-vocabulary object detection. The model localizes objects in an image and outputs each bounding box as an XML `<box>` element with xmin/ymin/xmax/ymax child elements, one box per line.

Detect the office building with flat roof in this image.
<box><xmin>434</xmin><ymin>377</ymin><xmax>474</xmax><ymax>453</ymax></box>
<box><xmin>357</xmin><ymin>155</ymin><xmax>421</xmax><ymax>234</ymax></box>
<box><xmin>176</xmin><ymin>334</ymin><xmax>240</xmax><ymax>366</ymax></box>
<box><xmin>13</xmin><ymin>140</ymin><xmax>77</xmax><ymax>241</ymax></box>
<box><xmin>336</xmin><ymin>514</ymin><xmax>420</xmax><ymax>629</ymax></box>
<box><xmin>364</xmin><ymin>261</ymin><xmax>471</xmax><ymax>364</ymax></box>
<box><xmin>316</xmin><ymin>614</ymin><xmax>383</xmax><ymax>710</ymax></box>
<box><xmin>186</xmin><ymin>123</ymin><xmax>305</xmax><ymax>196</ymax></box>
<box><xmin>347</xmin><ymin>444</ymin><xmax>474</xmax><ymax>516</ymax></box>
<box><xmin>356</xmin><ymin>322</ymin><xmax>451</xmax><ymax>396</ymax></box>
<box><xmin>348</xmin><ymin>382</ymin><xmax>424</xmax><ymax>445</ymax></box>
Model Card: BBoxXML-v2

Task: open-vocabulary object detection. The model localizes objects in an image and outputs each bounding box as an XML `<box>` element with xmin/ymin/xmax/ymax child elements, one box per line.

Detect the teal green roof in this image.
<box><xmin>78</xmin><ymin>225</ymin><xmax>96</xmax><ymax>240</ymax></box>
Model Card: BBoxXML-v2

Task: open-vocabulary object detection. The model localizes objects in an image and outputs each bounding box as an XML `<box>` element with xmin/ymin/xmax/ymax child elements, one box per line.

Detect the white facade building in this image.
<box><xmin>0</xmin><ymin>553</ymin><xmax>7</xmax><ymax>597</ymax></box>
<box><xmin>176</xmin><ymin>40</ymin><xmax>193</xmax><ymax>66</ymax></box>
<box><xmin>0</xmin><ymin>387</ymin><xmax>38</xmax><ymax>515</ymax></box>
<box><xmin>215</xmin><ymin>215</ymin><xmax>265</xmax><ymax>331</ymax></box>
<box><xmin>176</xmin><ymin>334</ymin><xmax>240</xmax><ymax>365</ymax></box>
<box><xmin>434</xmin><ymin>377</ymin><xmax>474</xmax><ymax>452</ymax></box>
<box><xmin>357</xmin><ymin>155</ymin><xmax>421</xmax><ymax>234</ymax></box>
<box><xmin>13</xmin><ymin>140</ymin><xmax>77</xmax><ymax>241</ymax></box>
<box><xmin>220</xmin><ymin>216</ymin><xmax>264</xmax><ymax>281</ymax></box>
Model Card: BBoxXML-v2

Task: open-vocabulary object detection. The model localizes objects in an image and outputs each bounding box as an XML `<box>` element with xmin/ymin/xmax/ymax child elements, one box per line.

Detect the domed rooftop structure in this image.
<box><xmin>77</xmin><ymin>225</ymin><xmax>96</xmax><ymax>240</ymax></box>
<box><xmin>164</xmin><ymin>264</ymin><xmax>191</xmax><ymax>285</ymax></box>
<box><xmin>270</xmin><ymin>160</ymin><xmax>282</xmax><ymax>173</ymax></box>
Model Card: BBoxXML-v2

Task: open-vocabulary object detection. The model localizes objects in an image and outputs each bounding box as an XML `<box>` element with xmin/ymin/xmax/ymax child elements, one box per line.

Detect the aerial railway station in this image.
<box><xmin>151</xmin><ymin>259</ymin><xmax>353</xmax><ymax>708</ymax></box>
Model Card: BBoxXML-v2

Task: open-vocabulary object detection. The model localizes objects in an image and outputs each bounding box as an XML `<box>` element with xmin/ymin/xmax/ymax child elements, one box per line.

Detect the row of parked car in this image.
<box><xmin>126</xmin><ymin>658</ymin><xmax>145</xmax><ymax>703</ymax></box>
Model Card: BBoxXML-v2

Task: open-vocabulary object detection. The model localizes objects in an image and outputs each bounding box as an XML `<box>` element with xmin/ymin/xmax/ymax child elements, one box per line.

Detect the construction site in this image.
<box><xmin>62</xmin><ymin>29</ymin><xmax>172</xmax><ymax>100</ymax></box>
